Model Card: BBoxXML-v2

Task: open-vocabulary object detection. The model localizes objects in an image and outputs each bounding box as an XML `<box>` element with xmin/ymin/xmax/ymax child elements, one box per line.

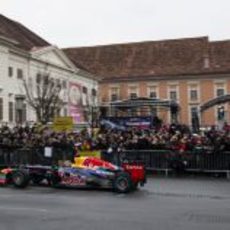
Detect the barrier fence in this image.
<box><xmin>101</xmin><ymin>149</ymin><xmax>230</xmax><ymax>177</ymax></box>
<box><xmin>0</xmin><ymin>147</ymin><xmax>73</xmax><ymax>168</ymax></box>
<box><xmin>1</xmin><ymin>147</ymin><xmax>230</xmax><ymax>177</ymax></box>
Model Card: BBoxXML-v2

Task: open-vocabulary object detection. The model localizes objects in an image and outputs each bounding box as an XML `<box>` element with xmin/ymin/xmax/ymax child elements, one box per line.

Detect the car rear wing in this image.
<box><xmin>122</xmin><ymin>162</ymin><xmax>146</xmax><ymax>186</ymax></box>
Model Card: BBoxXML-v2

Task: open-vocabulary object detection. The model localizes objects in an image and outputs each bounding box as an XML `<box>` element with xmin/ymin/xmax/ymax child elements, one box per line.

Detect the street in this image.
<box><xmin>0</xmin><ymin>176</ymin><xmax>230</xmax><ymax>230</ymax></box>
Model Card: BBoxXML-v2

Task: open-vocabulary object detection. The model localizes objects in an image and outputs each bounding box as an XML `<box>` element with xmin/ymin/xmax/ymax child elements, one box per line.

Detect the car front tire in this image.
<box><xmin>12</xmin><ymin>171</ymin><xmax>30</xmax><ymax>188</ymax></box>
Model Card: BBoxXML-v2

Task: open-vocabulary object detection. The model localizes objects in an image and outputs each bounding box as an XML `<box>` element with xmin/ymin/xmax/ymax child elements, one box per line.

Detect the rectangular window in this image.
<box><xmin>44</xmin><ymin>74</ymin><xmax>49</xmax><ymax>87</ymax></box>
<box><xmin>111</xmin><ymin>94</ymin><xmax>118</xmax><ymax>101</ymax></box>
<box><xmin>92</xmin><ymin>88</ymin><xmax>97</xmax><ymax>97</ymax></box>
<box><xmin>170</xmin><ymin>91</ymin><xmax>177</xmax><ymax>100</ymax></box>
<box><xmin>128</xmin><ymin>85</ymin><xmax>138</xmax><ymax>99</ymax></box>
<box><xmin>8</xmin><ymin>67</ymin><xmax>13</xmax><ymax>77</ymax></box>
<box><xmin>149</xmin><ymin>91</ymin><xmax>157</xmax><ymax>98</ymax></box>
<box><xmin>190</xmin><ymin>89</ymin><xmax>198</xmax><ymax>101</ymax></box>
<box><xmin>129</xmin><ymin>86</ymin><xmax>138</xmax><ymax>99</ymax></box>
<box><xmin>148</xmin><ymin>85</ymin><xmax>158</xmax><ymax>98</ymax></box>
<box><xmin>17</xmin><ymin>68</ymin><xmax>23</xmax><ymax>79</ymax></box>
<box><xmin>0</xmin><ymin>98</ymin><xmax>3</xmax><ymax>120</ymax></box>
<box><xmin>9</xmin><ymin>102</ymin><xmax>14</xmax><ymax>122</ymax></box>
<box><xmin>15</xmin><ymin>98</ymin><xmax>25</xmax><ymax>123</ymax></box>
<box><xmin>110</xmin><ymin>87</ymin><xmax>119</xmax><ymax>101</ymax></box>
<box><xmin>216</xmin><ymin>88</ymin><xmax>224</xmax><ymax>97</ymax></box>
<box><xmin>15</xmin><ymin>98</ymin><xmax>24</xmax><ymax>110</ymax></box>
<box><xmin>83</xmin><ymin>86</ymin><xmax>88</xmax><ymax>94</ymax></box>
<box><xmin>130</xmin><ymin>93</ymin><xmax>137</xmax><ymax>99</ymax></box>
<box><xmin>168</xmin><ymin>84</ymin><xmax>178</xmax><ymax>102</ymax></box>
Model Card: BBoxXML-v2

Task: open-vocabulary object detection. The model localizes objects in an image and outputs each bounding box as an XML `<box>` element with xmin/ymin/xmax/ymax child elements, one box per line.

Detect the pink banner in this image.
<box><xmin>69</xmin><ymin>82</ymin><xmax>84</xmax><ymax>123</ymax></box>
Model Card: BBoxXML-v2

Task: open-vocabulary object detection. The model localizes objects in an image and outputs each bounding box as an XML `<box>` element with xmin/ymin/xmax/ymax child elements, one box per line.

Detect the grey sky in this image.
<box><xmin>1</xmin><ymin>0</ymin><xmax>230</xmax><ymax>48</ymax></box>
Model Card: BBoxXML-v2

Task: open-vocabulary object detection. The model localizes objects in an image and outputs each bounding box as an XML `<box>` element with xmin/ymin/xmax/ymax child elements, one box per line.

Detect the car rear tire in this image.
<box><xmin>113</xmin><ymin>172</ymin><xmax>132</xmax><ymax>193</ymax></box>
<box><xmin>12</xmin><ymin>171</ymin><xmax>30</xmax><ymax>188</ymax></box>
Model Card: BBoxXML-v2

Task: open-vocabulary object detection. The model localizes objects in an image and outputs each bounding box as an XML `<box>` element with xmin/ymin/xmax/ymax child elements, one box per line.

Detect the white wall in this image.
<box><xmin>0</xmin><ymin>41</ymin><xmax>98</xmax><ymax>126</ymax></box>
<box><xmin>0</xmin><ymin>45</ymin><xmax>9</xmax><ymax>123</ymax></box>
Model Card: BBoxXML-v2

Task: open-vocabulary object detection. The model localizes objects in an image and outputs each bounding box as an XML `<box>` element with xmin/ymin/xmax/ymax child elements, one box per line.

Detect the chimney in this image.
<box><xmin>203</xmin><ymin>55</ymin><xmax>210</xmax><ymax>69</ymax></box>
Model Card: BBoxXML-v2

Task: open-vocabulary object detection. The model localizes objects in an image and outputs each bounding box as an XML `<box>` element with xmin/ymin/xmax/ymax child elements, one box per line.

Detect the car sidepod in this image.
<box><xmin>55</xmin><ymin>167</ymin><xmax>96</xmax><ymax>188</ymax></box>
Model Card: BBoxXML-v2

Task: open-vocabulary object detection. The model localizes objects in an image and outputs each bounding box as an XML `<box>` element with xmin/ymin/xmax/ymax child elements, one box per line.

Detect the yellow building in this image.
<box><xmin>64</xmin><ymin>37</ymin><xmax>230</xmax><ymax>126</ymax></box>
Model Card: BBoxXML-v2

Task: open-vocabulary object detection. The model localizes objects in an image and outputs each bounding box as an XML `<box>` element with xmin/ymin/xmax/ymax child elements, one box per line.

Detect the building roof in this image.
<box><xmin>0</xmin><ymin>14</ymin><xmax>50</xmax><ymax>51</ymax></box>
<box><xmin>63</xmin><ymin>37</ymin><xmax>230</xmax><ymax>81</ymax></box>
<box><xmin>209</xmin><ymin>40</ymin><xmax>230</xmax><ymax>71</ymax></box>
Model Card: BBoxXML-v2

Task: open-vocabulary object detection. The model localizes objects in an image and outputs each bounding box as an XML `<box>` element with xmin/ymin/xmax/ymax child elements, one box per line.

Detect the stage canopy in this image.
<box><xmin>200</xmin><ymin>94</ymin><xmax>230</xmax><ymax>113</ymax></box>
<box><xmin>110</xmin><ymin>97</ymin><xmax>179</xmax><ymax>111</ymax></box>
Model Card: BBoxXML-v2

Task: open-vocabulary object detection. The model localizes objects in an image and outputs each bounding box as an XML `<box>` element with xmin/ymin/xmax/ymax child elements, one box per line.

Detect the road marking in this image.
<box><xmin>0</xmin><ymin>206</ymin><xmax>48</xmax><ymax>213</ymax></box>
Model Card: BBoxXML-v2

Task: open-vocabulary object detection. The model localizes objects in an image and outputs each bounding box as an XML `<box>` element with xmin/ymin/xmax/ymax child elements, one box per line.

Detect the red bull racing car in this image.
<box><xmin>0</xmin><ymin>156</ymin><xmax>146</xmax><ymax>193</ymax></box>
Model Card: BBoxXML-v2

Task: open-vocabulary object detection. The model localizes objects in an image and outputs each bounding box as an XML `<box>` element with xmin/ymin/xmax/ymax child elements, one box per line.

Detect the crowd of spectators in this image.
<box><xmin>96</xmin><ymin>123</ymin><xmax>230</xmax><ymax>153</ymax></box>
<box><xmin>0</xmin><ymin>122</ymin><xmax>230</xmax><ymax>154</ymax></box>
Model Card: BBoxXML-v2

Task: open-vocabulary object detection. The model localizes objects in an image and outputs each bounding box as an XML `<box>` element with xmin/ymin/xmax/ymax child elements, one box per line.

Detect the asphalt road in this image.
<box><xmin>1</xmin><ymin>176</ymin><xmax>230</xmax><ymax>230</ymax></box>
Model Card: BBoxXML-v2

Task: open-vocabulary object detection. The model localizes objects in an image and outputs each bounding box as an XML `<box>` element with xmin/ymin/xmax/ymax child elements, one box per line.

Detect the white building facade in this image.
<box><xmin>0</xmin><ymin>36</ymin><xmax>98</xmax><ymax>126</ymax></box>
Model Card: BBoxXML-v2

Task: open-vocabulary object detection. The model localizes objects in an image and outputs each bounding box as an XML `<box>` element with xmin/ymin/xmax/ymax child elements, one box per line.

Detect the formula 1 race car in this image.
<box><xmin>0</xmin><ymin>156</ymin><xmax>146</xmax><ymax>193</ymax></box>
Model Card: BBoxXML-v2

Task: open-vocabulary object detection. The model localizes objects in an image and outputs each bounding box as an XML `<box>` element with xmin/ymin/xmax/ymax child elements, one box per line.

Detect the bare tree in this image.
<box><xmin>23</xmin><ymin>73</ymin><xmax>63</xmax><ymax>124</ymax></box>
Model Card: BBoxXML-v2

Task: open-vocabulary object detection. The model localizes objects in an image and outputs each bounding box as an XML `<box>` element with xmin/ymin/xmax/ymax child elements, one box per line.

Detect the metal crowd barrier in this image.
<box><xmin>0</xmin><ymin>146</ymin><xmax>74</xmax><ymax>168</ymax></box>
<box><xmin>101</xmin><ymin>149</ymin><xmax>230</xmax><ymax>177</ymax></box>
<box><xmin>101</xmin><ymin>149</ymin><xmax>172</xmax><ymax>175</ymax></box>
<box><xmin>1</xmin><ymin>147</ymin><xmax>230</xmax><ymax>178</ymax></box>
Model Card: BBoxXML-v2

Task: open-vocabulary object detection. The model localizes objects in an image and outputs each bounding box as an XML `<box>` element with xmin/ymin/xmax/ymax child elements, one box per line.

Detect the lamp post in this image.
<box><xmin>217</xmin><ymin>105</ymin><xmax>225</xmax><ymax>121</ymax></box>
<box><xmin>217</xmin><ymin>105</ymin><xmax>225</xmax><ymax>130</ymax></box>
<box><xmin>192</xmin><ymin>110</ymin><xmax>200</xmax><ymax>133</ymax></box>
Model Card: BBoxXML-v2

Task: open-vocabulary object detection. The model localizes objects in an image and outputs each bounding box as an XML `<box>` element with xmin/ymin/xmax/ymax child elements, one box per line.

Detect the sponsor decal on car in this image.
<box><xmin>123</xmin><ymin>165</ymin><xmax>143</xmax><ymax>170</ymax></box>
<box><xmin>60</xmin><ymin>174</ymin><xmax>86</xmax><ymax>186</ymax></box>
<box><xmin>95</xmin><ymin>169</ymin><xmax>114</xmax><ymax>177</ymax></box>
